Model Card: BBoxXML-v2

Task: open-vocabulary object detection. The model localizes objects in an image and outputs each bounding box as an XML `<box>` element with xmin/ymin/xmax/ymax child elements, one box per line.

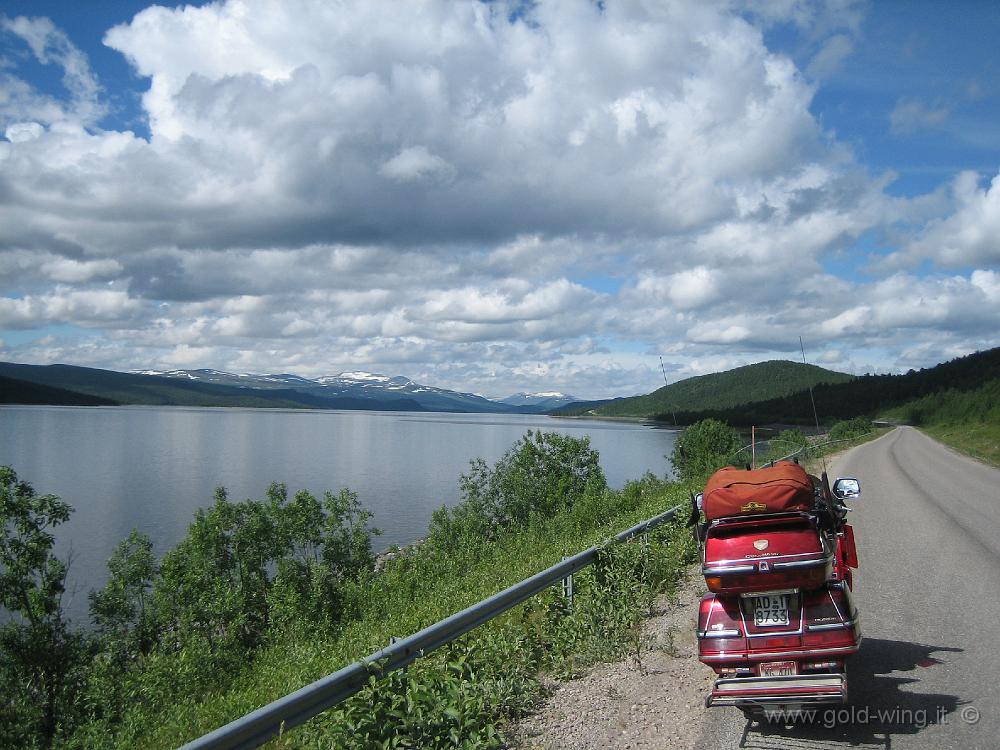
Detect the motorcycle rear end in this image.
<box><xmin>691</xmin><ymin>464</ymin><xmax>862</xmax><ymax>719</ymax></box>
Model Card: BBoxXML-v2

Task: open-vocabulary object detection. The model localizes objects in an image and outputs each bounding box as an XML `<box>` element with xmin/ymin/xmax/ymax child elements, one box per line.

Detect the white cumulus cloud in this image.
<box><xmin>0</xmin><ymin>0</ymin><xmax>996</xmax><ymax>397</ymax></box>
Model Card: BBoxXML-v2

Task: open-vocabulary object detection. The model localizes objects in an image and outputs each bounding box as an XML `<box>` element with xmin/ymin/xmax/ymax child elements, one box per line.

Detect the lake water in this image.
<box><xmin>0</xmin><ymin>405</ymin><xmax>678</xmax><ymax>623</ymax></box>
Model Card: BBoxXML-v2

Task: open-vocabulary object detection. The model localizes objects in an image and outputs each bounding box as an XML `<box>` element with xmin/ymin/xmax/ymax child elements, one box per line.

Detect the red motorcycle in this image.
<box><xmin>690</xmin><ymin>461</ymin><xmax>861</xmax><ymax>718</ymax></box>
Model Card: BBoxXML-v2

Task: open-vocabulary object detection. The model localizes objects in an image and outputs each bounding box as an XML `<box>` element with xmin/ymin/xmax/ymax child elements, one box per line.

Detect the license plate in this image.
<box><xmin>760</xmin><ymin>660</ymin><xmax>797</xmax><ymax>677</ymax></box>
<box><xmin>753</xmin><ymin>594</ymin><xmax>790</xmax><ymax>627</ymax></box>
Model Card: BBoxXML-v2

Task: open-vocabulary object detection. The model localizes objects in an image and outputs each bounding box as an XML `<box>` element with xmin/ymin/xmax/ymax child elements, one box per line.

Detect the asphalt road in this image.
<box><xmin>695</xmin><ymin>427</ymin><xmax>1000</xmax><ymax>750</ymax></box>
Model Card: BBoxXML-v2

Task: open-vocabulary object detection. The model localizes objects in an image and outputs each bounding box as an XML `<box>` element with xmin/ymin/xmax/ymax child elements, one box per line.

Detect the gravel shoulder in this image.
<box><xmin>511</xmin><ymin>564</ymin><xmax>713</xmax><ymax>750</ymax></box>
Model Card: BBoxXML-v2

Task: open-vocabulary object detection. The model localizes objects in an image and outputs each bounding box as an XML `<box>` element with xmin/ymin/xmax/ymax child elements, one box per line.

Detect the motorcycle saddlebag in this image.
<box><xmin>703</xmin><ymin>462</ymin><xmax>815</xmax><ymax>521</ymax></box>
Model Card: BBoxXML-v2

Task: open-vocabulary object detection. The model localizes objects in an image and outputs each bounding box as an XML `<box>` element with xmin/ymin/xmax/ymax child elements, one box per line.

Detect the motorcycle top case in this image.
<box><xmin>703</xmin><ymin>462</ymin><xmax>815</xmax><ymax>521</ymax></box>
<box><xmin>702</xmin><ymin>515</ymin><xmax>833</xmax><ymax>594</ymax></box>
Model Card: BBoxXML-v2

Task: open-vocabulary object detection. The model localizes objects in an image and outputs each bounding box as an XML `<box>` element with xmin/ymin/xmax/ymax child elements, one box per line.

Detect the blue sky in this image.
<box><xmin>779</xmin><ymin>1</ymin><xmax>1000</xmax><ymax>197</ymax></box>
<box><xmin>1</xmin><ymin>1</ymin><xmax>998</xmax><ymax>399</ymax></box>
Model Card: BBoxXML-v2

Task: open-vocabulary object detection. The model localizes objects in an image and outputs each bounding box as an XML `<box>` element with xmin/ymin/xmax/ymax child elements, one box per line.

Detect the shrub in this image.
<box><xmin>669</xmin><ymin>419</ymin><xmax>743</xmax><ymax>482</ymax></box>
<box><xmin>829</xmin><ymin>417</ymin><xmax>871</xmax><ymax>441</ymax></box>
<box><xmin>430</xmin><ymin>431</ymin><xmax>608</xmax><ymax>549</ymax></box>
<box><xmin>0</xmin><ymin>466</ymin><xmax>90</xmax><ymax>748</ymax></box>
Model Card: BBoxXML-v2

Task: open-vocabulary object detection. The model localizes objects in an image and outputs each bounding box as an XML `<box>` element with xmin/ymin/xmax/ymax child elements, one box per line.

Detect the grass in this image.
<box><xmin>920</xmin><ymin>422</ymin><xmax>1000</xmax><ymax>468</ymax></box>
<box><xmin>108</xmin><ymin>477</ymin><xmax>696</xmax><ymax>750</ymax></box>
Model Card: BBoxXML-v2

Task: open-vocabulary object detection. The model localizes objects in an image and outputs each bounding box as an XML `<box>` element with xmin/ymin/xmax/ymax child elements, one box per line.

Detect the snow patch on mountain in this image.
<box><xmin>500</xmin><ymin>392</ymin><xmax>577</xmax><ymax>407</ymax></box>
<box><xmin>129</xmin><ymin>367</ymin><xmax>572</xmax><ymax>413</ymax></box>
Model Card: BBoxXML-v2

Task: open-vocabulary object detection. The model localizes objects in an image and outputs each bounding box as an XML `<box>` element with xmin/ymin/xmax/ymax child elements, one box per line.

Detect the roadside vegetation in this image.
<box><xmin>2</xmin><ymin>430</ymin><xmax>700</xmax><ymax>749</ymax></box>
<box><xmin>886</xmin><ymin>378</ymin><xmax>1000</xmax><ymax>467</ymax></box>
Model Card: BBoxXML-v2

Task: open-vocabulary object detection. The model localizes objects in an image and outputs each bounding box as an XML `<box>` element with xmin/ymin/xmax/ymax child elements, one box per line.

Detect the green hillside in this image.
<box><xmin>651</xmin><ymin>347</ymin><xmax>1000</xmax><ymax>427</ymax></box>
<box><xmin>574</xmin><ymin>360</ymin><xmax>853</xmax><ymax>418</ymax></box>
<box><xmin>0</xmin><ymin>375</ymin><xmax>118</xmax><ymax>406</ymax></box>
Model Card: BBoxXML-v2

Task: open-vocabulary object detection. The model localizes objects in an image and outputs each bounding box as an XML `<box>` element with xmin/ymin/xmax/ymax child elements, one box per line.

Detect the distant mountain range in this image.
<box><xmin>0</xmin><ymin>362</ymin><xmax>578</xmax><ymax>415</ymax></box>
<box><xmin>498</xmin><ymin>391</ymin><xmax>577</xmax><ymax>411</ymax></box>
<box><xmin>7</xmin><ymin>350</ymin><xmax>996</xmax><ymax>424</ymax></box>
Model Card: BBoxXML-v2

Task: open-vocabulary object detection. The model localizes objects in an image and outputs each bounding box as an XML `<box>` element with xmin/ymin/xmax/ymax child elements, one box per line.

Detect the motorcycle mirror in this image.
<box><xmin>695</xmin><ymin>492</ymin><xmax>704</xmax><ymax>511</ymax></box>
<box><xmin>832</xmin><ymin>477</ymin><xmax>861</xmax><ymax>500</ymax></box>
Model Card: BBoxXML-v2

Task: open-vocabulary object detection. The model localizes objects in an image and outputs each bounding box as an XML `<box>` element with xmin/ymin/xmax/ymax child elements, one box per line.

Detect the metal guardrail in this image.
<box><xmin>731</xmin><ymin>436</ymin><xmax>870</xmax><ymax>469</ymax></box>
<box><xmin>179</xmin><ymin>505</ymin><xmax>682</xmax><ymax>750</ymax></box>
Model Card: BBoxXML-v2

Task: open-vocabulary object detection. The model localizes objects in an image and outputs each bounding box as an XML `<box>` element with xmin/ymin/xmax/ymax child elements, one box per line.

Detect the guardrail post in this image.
<box><xmin>561</xmin><ymin>556</ymin><xmax>574</xmax><ymax>610</ymax></box>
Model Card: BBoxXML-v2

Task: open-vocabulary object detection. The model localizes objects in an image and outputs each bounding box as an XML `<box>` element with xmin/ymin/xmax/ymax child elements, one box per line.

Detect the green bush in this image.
<box><xmin>829</xmin><ymin>417</ymin><xmax>872</xmax><ymax>441</ymax></box>
<box><xmin>0</xmin><ymin>466</ymin><xmax>91</xmax><ymax>749</ymax></box>
<box><xmin>669</xmin><ymin>419</ymin><xmax>743</xmax><ymax>481</ymax></box>
<box><xmin>430</xmin><ymin>430</ymin><xmax>607</xmax><ymax>550</ymax></box>
<box><xmin>775</xmin><ymin>428</ymin><xmax>809</xmax><ymax>450</ymax></box>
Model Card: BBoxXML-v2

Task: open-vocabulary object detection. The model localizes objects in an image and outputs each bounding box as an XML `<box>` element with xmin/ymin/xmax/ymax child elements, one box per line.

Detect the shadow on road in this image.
<box><xmin>737</xmin><ymin>638</ymin><xmax>965</xmax><ymax>750</ymax></box>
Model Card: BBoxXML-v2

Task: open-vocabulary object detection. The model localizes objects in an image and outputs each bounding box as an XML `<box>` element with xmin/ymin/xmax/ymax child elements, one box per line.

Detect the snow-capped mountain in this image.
<box><xmin>500</xmin><ymin>392</ymin><xmax>578</xmax><ymax>410</ymax></box>
<box><xmin>131</xmin><ymin>369</ymin><xmax>567</xmax><ymax>413</ymax></box>
<box><xmin>131</xmin><ymin>369</ymin><xmax>319</xmax><ymax>388</ymax></box>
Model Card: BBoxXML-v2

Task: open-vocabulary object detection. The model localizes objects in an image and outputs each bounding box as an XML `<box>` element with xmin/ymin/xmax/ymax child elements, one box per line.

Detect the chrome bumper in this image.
<box><xmin>707</xmin><ymin>673</ymin><xmax>847</xmax><ymax>708</ymax></box>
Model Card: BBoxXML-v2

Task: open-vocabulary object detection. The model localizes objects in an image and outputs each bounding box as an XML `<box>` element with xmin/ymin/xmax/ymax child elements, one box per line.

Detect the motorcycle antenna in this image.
<box><xmin>799</xmin><ymin>337</ymin><xmax>826</xmax><ymax>472</ymax></box>
<box><xmin>659</xmin><ymin>356</ymin><xmax>677</xmax><ymax>426</ymax></box>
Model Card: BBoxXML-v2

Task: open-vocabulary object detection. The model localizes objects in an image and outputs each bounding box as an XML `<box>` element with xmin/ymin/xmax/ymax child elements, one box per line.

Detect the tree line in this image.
<box><xmin>651</xmin><ymin>347</ymin><xmax>1000</xmax><ymax>426</ymax></box>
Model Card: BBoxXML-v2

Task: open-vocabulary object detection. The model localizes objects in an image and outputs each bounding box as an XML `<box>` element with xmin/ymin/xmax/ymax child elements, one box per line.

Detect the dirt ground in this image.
<box><xmin>510</xmin><ymin>565</ymin><xmax>713</xmax><ymax>750</ymax></box>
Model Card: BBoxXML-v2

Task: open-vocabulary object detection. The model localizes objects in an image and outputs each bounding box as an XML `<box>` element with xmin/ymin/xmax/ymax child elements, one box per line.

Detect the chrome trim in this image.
<box><xmin>698</xmin><ymin>629</ymin><xmax>741</xmax><ymax>639</ymax></box>
<box><xmin>703</xmin><ymin>564</ymin><xmax>755</xmax><ymax>575</ymax></box>
<box><xmin>708</xmin><ymin>694</ymin><xmax>845</xmax><ymax>707</ymax></box>
<box><xmin>708</xmin><ymin>511</ymin><xmax>814</xmax><ymax>527</ymax></box>
<box><xmin>773</xmin><ymin>557</ymin><xmax>830</xmax><ymax>570</ymax></box>
<box><xmin>714</xmin><ymin>673</ymin><xmax>845</xmax><ymax>691</ymax></box>
<box><xmin>807</xmin><ymin>617</ymin><xmax>858</xmax><ymax>632</ymax></box>
<box><xmin>699</xmin><ymin>645</ymin><xmax>860</xmax><ymax>661</ymax></box>
<box><xmin>739</xmin><ymin>588</ymin><xmax>798</xmax><ymax>598</ymax></box>
<box><xmin>706</xmin><ymin>550</ymin><xmax>824</xmax><ymax>567</ymax></box>
<box><xmin>708</xmin><ymin>674</ymin><xmax>847</xmax><ymax>707</ymax></box>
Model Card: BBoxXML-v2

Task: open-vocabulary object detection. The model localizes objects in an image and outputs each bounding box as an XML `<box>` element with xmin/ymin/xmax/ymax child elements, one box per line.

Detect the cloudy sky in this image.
<box><xmin>1</xmin><ymin>0</ymin><xmax>998</xmax><ymax>399</ymax></box>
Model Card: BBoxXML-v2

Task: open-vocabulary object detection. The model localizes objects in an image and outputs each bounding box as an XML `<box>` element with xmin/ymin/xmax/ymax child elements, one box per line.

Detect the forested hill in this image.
<box><xmin>0</xmin><ymin>375</ymin><xmax>117</xmax><ymax>406</ymax></box>
<box><xmin>556</xmin><ymin>361</ymin><xmax>853</xmax><ymax>418</ymax></box>
<box><xmin>651</xmin><ymin>347</ymin><xmax>1000</xmax><ymax>426</ymax></box>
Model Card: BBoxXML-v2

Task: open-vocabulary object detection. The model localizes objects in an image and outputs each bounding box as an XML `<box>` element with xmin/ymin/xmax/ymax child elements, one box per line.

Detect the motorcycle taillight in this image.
<box><xmin>706</xmin><ymin>567</ymin><xmax>827</xmax><ymax>594</ymax></box>
<box><xmin>802</xmin><ymin>629</ymin><xmax>857</xmax><ymax>648</ymax></box>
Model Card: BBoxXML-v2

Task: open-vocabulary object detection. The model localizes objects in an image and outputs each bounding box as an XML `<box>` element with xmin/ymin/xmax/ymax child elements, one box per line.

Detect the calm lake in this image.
<box><xmin>0</xmin><ymin>405</ymin><xmax>678</xmax><ymax>623</ymax></box>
